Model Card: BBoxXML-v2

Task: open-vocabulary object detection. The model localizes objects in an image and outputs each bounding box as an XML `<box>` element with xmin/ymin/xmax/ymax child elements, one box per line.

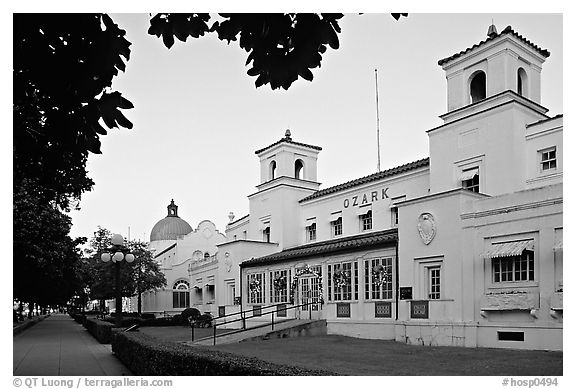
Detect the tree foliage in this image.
<box><xmin>128</xmin><ymin>240</ymin><xmax>167</xmax><ymax>314</ymax></box>
<box><xmin>13</xmin><ymin>14</ymin><xmax>134</xmax><ymax>311</ymax></box>
<box><xmin>13</xmin><ymin>180</ymin><xmax>86</xmax><ymax>307</ymax></box>
<box><xmin>13</xmin><ymin>13</ymin><xmax>134</xmax><ymax>210</ymax></box>
<box><xmin>82</xmin><ymin>227</ymin><xmax>166</xmax><ymax>311</ymax></box>
<box><xmin>148</xmin><ymin>13</ymin><xmax>407</xmax><ymax>90</ymax></box>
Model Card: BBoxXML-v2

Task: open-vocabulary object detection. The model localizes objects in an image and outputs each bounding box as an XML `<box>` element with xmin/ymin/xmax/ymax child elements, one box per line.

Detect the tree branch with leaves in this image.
<box><xmin>148</xmin><ymin>13</ymin><xmax>407</xmax><ymax>90</ymax></box>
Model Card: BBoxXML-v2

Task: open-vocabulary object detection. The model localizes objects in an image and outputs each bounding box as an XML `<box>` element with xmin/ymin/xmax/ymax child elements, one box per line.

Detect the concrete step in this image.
<box><xmin>184</xmin><ymin>319</ymin><xmax>326</xmax><ymax>346</ymax></box>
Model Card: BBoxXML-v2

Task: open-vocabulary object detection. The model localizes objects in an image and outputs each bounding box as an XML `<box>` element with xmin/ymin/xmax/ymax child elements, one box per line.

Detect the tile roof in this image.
<box><xmin>299</xmin><ymin>157</ymin><xmax>430</xmax><ymax>203</ymax></box>
<box><xmin>240</xmin><ymin>229</ymin><xmax>398</xmax><ymax>268</ymax></box>
<box><xmin>438</xmin><ymin>26</ymin><xmax>550</xmax><ymax>67</ymax></box>
<box><xmin>255</xmin><ymin>137</ymin><xmax>322</xmax><ymax>155</ymax></box>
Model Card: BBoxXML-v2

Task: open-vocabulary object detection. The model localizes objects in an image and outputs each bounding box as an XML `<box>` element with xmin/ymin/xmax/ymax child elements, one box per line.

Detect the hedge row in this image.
<box><xmin>70</xmin><ymin>313</ymin><xmax>86</xmax><ymax>325</ymax></box>
<box><xmin>102</xmin><ymin>314</ymin><xmax>212</xmax><ymax>328</ymax></box>
<box><xmin>102</xmin><ymin>316</ymin><xmax>184</xmax><ymax>328</ymax></box>
<box><xmin>13</xmin><ymin>315</ymin><xmax>49</xmax><ymax>336</ymax></box>
<box><xmin>112</xmin><ymin>332</ymin><xmax>337</xmax><ymax>376</ymax></box>
<box><xmin>85</xmin><ymin>318</ymin><xmax>117</xmax><ymax>344</ymax></box>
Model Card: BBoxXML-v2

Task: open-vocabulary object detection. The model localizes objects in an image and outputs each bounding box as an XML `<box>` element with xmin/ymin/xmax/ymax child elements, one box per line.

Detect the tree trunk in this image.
<box><xmin>138</xmin><ymin>290</ymin><xmax>142</xmax><ymax>315</ymax></box>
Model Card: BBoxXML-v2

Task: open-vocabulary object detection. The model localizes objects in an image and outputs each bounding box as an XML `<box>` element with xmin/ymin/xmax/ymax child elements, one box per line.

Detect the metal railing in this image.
<box><xmin>189</xmin><ymin>300</ymin><xmax>322</xmax><ymax>345</ymax></box>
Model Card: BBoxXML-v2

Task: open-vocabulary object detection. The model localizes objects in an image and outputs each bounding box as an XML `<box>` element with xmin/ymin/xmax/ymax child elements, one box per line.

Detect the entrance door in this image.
<box><xmin>297</xmin><ymin>276</ymin><xmax>322</xmax><ymax>319</ymax></box>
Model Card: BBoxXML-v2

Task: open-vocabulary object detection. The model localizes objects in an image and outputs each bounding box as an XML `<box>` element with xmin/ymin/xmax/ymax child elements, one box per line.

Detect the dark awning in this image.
<box><xmin>482</xmin><ymin>240</ymin><xmax>534</xmax><ymax>259</ymax></box>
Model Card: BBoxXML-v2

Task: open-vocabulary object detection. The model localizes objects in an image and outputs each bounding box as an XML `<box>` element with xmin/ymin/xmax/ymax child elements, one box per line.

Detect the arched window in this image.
<box><xmin>517</xmin><ymin>68</ymin><xmax>528</xmax><ymax>96</ymax></box>
<box><xmin>269</xmin><ymin>160</ymin><xmax>276</xmax><ymax>180</ymax></box>
<box><xmin>294</xmin><ymin>159</ymin><xmax>304</xmax><ymax>180</ymax></box>
<box><xmin>173</xmin><ymin>280</ymin><xmax>190</xmax><ymax>308</ymax></box>
<box><xmin>263</xmin><ymin>226</ymin><xmax>270</xmax><ymax>243</ymax></box>
<box><xmin>469</xmin><ymin>71</ymin><xmax>486</xmax><ymax>103</ymax></box>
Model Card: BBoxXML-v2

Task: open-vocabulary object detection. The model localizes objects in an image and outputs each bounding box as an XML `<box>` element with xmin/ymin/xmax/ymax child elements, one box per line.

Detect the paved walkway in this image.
<box><xmin>13</xmin><ymin>314</ymin><xmax>132</xmax><ymax>376</ymax></box>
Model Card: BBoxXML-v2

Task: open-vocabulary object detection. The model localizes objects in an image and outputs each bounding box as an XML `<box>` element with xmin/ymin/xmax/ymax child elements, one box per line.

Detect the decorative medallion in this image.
<box><xmin>417</xmin><ymin>213</ymin><xmax>436</xmax><ymax>245</ymax></box>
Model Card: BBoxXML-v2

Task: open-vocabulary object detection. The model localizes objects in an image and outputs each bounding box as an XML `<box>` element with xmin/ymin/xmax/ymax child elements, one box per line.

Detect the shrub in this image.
<box><xmin>13</xmin><ymin>315</ymin><xmax>48</xmax><ymax>335</ymax></box>
<box><xmin>103</xmin><ymin>317</ymin><xmax>144</xmax><ymax>328</ymax></box>
<box><xmin>139</xmin><ymin>317</ymin><xmax>181</xmax><ymax>327</ymax></box>
<box><xmin>196</xmin><ymin>313</ymin><xmax>213</xmax><ymax>328</ymax></box>
<box><xmin>141</xmin><ymin>313</ymin><xmax>156</xmax><ymax>320</ymax></box>
<box><xmin>70</xmin><ymin>313</ymin><xmax>86</xmax><ymax>325</ymax></box>
<box><xmin>84</xmin><ymin>318</ymin><xmax>115</xmax><ymax>344</ymax></box>
<box><xmin>171</xmin><ymin>314</ymin><xmax>183</xmax><ymax>325</ymax></box>
<box><xmin>112</xmin><ymin>332</ymin><xmax>337</xmax><ymax>376</ymax></box>
<box><xmin>181</xmin><ymin>308</ymin><xmax>201</xmax><ymax>324</ymax></box>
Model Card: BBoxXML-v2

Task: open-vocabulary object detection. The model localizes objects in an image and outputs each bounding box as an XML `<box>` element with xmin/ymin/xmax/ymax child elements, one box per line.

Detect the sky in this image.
<box><xmin>63</xmin><ymin>12</ymin><xmax>564</xmax><ymax>245</ymax></box>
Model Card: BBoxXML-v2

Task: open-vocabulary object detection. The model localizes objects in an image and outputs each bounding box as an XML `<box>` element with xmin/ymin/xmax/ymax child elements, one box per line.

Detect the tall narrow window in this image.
<box><xmin>428</xmin><ymin>267</ymin><xmax>441</xmax><ymax>300</ymax></box>
<box><xmin>331</xmin><ymin>262</ymin><xmax>356</xmax><ymax>301</ymax></box>
<box><xmin>248</xmin><ymin>273</ymin><xmax>264</xmax><ymax>304</ymax></box>
<box><xmin>365</xmin><ymin>258</ymin><xmax>393</xmax><ymax>300</ymax></box>
<box><xmin>517</xmin><ymin>68</ymin><xmax>527</xmax><ymax>96</ymax></box>
<box><xmin>294</xmin><ymin>159</ymin><xmax>304</xmax><ymax>179</ymax></box>
<box><xmin>391</xmin><ymin>207</ymin><xmax>399</xmax><ymax>227</ymax></box>
<box><xmin>470</xmin><ymin>71</ymin><xmax>486</xmax><ymax>103</ymax></box>
<box><xmin>270</xmin><ymin>270</ymin><xmax>288</xmax><ymax>303</ymax></box>
<box><xmin>306</xmin><ymin>222</ymin><xmax>317</xmax><ymax>242</ymax></box>
<box><xmin>269</xmin><ymin>160</ymin><xmax>277</xmax><ymax>180</ymax></box>
<box><xmin>263</xmin><ymin>226</ymin><xmax>271</xmax><ymax>243</ymax></box>
<box><xmin>331</xmin><ymin>217</ymin><xmax>343</xmax><ymax>237</ymax></box>
<box><xmin>360</xmin><ymin>210</ymin><xmax>372</xmax><ymax>231</ymax></box>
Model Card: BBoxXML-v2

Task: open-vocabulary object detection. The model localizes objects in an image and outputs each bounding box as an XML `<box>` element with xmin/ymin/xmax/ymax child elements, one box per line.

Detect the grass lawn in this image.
<box><xmin>212</xmin><ymin>335</ymin><xmax>562</xmax><ymax>376</ymax></box>
<box><xmin>139</xmin><ymin>326</ymin><xmax>234</xmax><ymax>343</ymax></box>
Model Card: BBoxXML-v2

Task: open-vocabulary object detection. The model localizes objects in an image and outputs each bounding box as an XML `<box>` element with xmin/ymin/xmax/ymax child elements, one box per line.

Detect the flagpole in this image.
<box><xmin>375</xmin><ymin>68</ymin><xmax>381</xmax><ymax>172</ymax></box>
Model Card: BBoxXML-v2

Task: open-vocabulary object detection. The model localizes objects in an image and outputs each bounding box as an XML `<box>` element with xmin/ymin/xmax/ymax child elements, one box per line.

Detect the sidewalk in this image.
<box><xmin>13</xmin><ymin>313</ymin><xmax>132</xmax><ymax>376</ymax></box>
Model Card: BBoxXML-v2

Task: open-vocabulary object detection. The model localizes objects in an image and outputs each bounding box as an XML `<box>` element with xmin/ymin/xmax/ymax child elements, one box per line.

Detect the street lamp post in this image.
<box><xmin>100</xmin><ymin>234</ymin><xmax>135</xmax><ymax>327</ymax></box>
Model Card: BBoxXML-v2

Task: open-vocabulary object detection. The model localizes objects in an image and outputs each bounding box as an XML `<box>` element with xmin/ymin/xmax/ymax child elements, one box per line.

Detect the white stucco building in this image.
<box><xmin>137</xmin><ymin>200</ymin><xmax>225</xmax><ymax>316</ymax></box>
<box><xmin>145</xmin><ymin>24</ymin><xmax>563</xmax><ymax>350</ymax></box>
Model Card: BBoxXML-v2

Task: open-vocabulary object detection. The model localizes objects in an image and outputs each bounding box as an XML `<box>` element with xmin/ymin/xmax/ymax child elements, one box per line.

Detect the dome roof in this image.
<box><xmin>150</xmin><ymin>200</ymin><xmax>193</xmax><ymax>242</ymax></box>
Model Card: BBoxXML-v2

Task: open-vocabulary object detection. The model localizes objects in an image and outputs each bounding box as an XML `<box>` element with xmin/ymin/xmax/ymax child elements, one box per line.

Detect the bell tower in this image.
<box><xmin>438</xmin><ymin>24</ymin><xmax>550</xmax><ymax>116</ymax></box>
<box><xmin>248</xmin><ymin>130</ymin><xmax>322</xmax><ymax>249</ymax></box>
<box><xmin>428</xmin><ymin>24</ymin><xmax>552</xmax><ymax>196</ymax></box>
<box><xmin>256</xmin><ymin>129</ymin><xmax>321</xmax><ymax>185</ymax></box>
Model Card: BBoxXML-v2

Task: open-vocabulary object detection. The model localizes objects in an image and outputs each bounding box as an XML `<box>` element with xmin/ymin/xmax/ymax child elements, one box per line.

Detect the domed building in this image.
<box><xmin>149</xmin><ymin>199</ymin><xmax>193</xmax><ymax>252</ymax></box>
<box><xmin>137</xmin><ymin>200</ymin><xmax>226</xmax><ymax>315</ymax></box>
